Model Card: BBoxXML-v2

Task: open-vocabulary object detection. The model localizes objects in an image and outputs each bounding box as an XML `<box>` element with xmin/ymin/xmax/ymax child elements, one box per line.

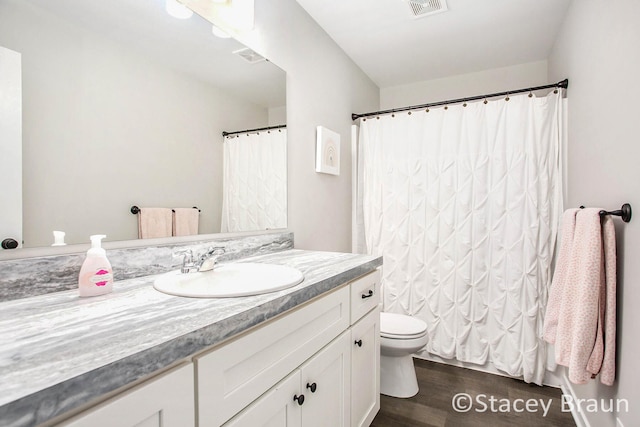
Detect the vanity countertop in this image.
<box><xmin>0</xmin><ymin>249</ymin><xmax>382</xmax><ymax>427</ymax></box>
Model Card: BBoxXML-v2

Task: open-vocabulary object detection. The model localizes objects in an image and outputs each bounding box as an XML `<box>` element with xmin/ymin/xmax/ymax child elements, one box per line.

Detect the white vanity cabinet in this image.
<box><xmin>58</xmin><ymin>363</ymin><xmax>195</xmax><ymax>427</ymax></box>
<box><xmin>199</xmin><ymin>269</ymin><xmax>381</xmax><ymax>427</ymax></box>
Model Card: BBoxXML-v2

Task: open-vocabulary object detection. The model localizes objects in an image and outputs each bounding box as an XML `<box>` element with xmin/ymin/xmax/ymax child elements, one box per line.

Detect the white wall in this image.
<box><xmin>268</xmin><ymin>105</ymin><xmax>286</xmax><ymax>126</ymax></box>
<box><xmin>380</xmin><ymin>60</ymin><xmax>548</xmax><ymax>109</ymax></box>
<box><xmin>232</xmin><ymin>0</ymin><xmax>380</xmax><ymax>252</ymax></box>
<box><xmin>548</xmin><ymin>1</ymin><xmax>640</xmax><ymax>426</ymax></box>
<box><xmin>0</xmin><ymin>1</ymin><xmax>268</xmax><ymax>247</ymax></box>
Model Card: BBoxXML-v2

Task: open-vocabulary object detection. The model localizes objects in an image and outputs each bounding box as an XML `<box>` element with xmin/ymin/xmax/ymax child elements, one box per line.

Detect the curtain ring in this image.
<box><xmin>483</xmin><ymin>99</ymin><xmax>488</xmax><ymax>105</ymax></box>
<box><xmin>528</xmin><ymin>91</ymin><xmax>533</xmax><ymax>98</ymax></box>
<box><xmin>463</xmin><ymin>103</ymin><xmax>467</xmax><ymax>107</ymax></box>
<box><xmin>376</xmin><ymin>116</ymin><xmax>380</xmax><ymax>120</ymax></box>
<box><xmin>425</xmin><ymin>108</ymin><xmax>430</xmax><ymax>113</ymax></box>
<box><xmin>505</xmin><ymin>95</ymin><xmax>510</xmax><ymax>101</ymax></box>
<box><xmin>391</xmin><ymin>114</ymin><xmax>395</xmax><ymax>118</ymax></box>
<box><xmin>554</xmin><ymin>89</ymin><xmax>558</xmax><ymax>94</ymax></box>
<box><xmin>408</xmin><ymin>111</ymin><xmax>412</xmax><ymax>115</ymax></box>
<box><xmin>444</xmin><ymin>105</ymin><xmax>448</xmax><ymax>110</ymax></box>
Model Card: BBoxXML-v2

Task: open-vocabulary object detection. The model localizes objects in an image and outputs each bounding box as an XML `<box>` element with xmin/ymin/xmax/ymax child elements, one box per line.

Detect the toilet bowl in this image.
<box><xmin>380</xmin><ymin>312</ymin><xmax>428</xmax><ymax>398</ymax></box>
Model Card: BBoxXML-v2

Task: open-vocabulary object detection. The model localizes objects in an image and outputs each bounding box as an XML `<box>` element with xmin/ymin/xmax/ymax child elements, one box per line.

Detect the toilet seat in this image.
<box><xmin>380</xmin><ymin>312</ymin><xmax>427</xmax><ymax>340</ymax></box>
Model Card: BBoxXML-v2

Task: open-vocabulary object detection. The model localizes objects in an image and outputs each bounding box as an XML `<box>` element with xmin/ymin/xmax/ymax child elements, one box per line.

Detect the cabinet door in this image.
<box><xmin>224</xmin><ymin>371</ymin><xmax>302</xmax><ymax>427</ymax></box>
<box><xmin>300</xmin><ymin>331</ymin><xmax>351</xmax><ymax>427</ymax></box>
<box><xmin>351</xmin><ymin>308</ymin><xmax>380</xmax><ymax>427</ymax></box>
<box><xmin>60</xmin><ymin>364</ymin><xmax>195</xmax><ymax>427</ymax></box>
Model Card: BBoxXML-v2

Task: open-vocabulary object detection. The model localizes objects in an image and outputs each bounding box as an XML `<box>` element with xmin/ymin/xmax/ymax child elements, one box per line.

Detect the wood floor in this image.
<box><xmin>371</xmin><ymin>359</ymin><xmax>576</xmax><ymax>427</ymax></box>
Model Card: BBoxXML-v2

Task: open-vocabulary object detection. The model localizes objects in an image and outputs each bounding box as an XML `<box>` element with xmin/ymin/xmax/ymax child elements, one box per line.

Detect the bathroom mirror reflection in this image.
<box><xmin>0</xmin><ymin>0</ymin><xmax>287</xmax><ymax>248</ymax></box>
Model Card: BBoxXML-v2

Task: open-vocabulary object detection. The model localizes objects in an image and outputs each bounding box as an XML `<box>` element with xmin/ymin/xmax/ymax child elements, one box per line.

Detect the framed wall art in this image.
<box><xmin>315</xmin><ymin>126</ymin><xmax>340</xmax><ymax>176</ymax></box>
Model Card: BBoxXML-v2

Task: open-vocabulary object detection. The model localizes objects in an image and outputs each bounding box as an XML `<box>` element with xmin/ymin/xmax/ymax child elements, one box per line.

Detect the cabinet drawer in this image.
<box><xmin>350</xmin><ymin>270</ymin><xmax>380</xmax><ymax>324</ymax></box>
<box><xmin>196</xmin><ymin>286</ymin><xmax>350</xmax><ymax>426</ymax></box>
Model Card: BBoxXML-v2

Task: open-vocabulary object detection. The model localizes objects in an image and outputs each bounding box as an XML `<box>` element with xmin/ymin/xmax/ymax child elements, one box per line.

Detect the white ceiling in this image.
<box><xmin>20</xmin><ymin>0</ymin><xmax>286</xmax><ymax>108</ymax></box>
<box><xmin>295</xmin><ymin>0</ymin><xmax>572</xmax><ymax>88</ymax></box>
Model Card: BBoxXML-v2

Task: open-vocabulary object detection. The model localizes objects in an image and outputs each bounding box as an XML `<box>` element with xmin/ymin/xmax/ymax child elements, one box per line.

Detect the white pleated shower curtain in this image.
<box><xmin>357</xmin><ymin>91</ymin><xmax>564</xmax><ymax>384</ymax></box>
<box><xmin>221</xmin><ymin>129</ymin><xmax>287</xmax><ymax>232</ymax></box>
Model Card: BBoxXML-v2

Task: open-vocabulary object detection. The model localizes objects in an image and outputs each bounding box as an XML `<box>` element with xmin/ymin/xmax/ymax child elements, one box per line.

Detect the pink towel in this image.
<box><xmin>172</xmin><ymin>208</ymin><xmax>199</xmax><ymax>237</ymax></box>
<box><xmin>543</xmin><ymin>208</ymin><xmax>617</xmax><ymax>385</ymax></box>
<box><xmin>137</xmin><ymin>208</ymin><xmax>173</xmax><ymax>239</ymax></box>
<box><xmin>543</xmin><ymin>208</ymin><xmax>579</xmax><ymax>341</ymax></box>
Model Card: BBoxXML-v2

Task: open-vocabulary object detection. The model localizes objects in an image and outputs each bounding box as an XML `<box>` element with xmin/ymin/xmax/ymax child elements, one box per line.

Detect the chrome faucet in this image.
<box><xmin>195</xmin><ymin>247</ymin><xmax>226</xmax><ymax>272</ymax></box>
<box><xmin>175</xmin><ymin>247</ymin><xmax>226</xmax><ymax>273</ymax></box>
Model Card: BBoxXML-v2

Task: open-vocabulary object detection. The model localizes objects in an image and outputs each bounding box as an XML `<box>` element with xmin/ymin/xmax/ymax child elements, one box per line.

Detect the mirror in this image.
<box><xmin>0</xmin><ymin>0</ymin><xmax>286</xmax><ymax>249</ymax></box>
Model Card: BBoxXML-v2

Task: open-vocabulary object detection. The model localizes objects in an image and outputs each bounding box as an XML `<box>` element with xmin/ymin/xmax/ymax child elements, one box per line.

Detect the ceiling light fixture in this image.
<box><xmin>166</xmin><ymin>0</ymin><xmax>193</xmax><ymax>19</ymax></box>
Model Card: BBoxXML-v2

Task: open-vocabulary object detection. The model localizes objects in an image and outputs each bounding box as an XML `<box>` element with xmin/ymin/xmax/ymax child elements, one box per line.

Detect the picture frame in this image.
<box><xmin>315</xmin><ymin>126</ymin><xmax>340</xmax><ymax>175</ymax></box>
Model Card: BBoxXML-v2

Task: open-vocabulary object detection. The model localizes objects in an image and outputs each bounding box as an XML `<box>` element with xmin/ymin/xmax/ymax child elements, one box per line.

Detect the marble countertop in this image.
<box><xmin>0</xmin><ymin>249</ymin><xmax>382</xmax><ymax>427</ymax></box>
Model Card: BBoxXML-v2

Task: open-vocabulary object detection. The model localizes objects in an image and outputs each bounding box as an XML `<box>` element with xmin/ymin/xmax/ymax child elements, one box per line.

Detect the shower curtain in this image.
<box><xmin>221</xmin><ymin>129</ymin><xmax>287</xmax><ymax>232</ymax></box>
<box><xmin>358</xmin><ymin>91</ymin><xmax>564</xmax><ymax>384</ymax></box>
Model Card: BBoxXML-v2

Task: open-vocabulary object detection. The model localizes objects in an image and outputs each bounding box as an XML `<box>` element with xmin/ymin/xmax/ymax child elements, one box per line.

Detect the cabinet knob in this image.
<box><xmin>293</xmin><ymin>394</ymin><xmax>305</xmax><ymax>405</ymax></box>
<box><xmin>1</xmin><ymin>238</ymin><xmax>19</xmax><ymax>250</ymax></box>
<box><xmin>361</xmin><ymin>290</ymin><xmax>374</xmax><ymax>299</ymax></box>
<box><xmin>306</xmin><ymin>382</ymin><xmax>317</xmax><ymax>393</ymax></box>
<box><xmin>354</xmin><ymin>339</ymin><xmax>363</xmax><ymax>347</ymax></box>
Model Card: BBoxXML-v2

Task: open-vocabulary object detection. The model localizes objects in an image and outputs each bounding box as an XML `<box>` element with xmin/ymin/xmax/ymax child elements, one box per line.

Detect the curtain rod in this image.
<box><xmin>351</xmin><ymin>79</ymin><xmax>569</xmax><ymax>121</ymax></box>
<box><xmin>222</xmin><ymin>124</ymin><xmax>286</xmax><ymax>137</ymax></box>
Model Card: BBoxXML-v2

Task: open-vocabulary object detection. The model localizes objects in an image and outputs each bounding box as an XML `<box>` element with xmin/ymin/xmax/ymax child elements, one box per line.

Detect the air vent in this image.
<box><xmin>407</xmin><ymin>0</ymin><xmax>448</xmax><ymax>18</ymax></box>
<box><xmin>232</xmin><ymin>47</ymin><xmax>266</xmax><ymax>64</ymax></box>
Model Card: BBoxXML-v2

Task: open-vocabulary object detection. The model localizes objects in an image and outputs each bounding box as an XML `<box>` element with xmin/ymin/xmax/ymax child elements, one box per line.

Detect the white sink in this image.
<box><xmin>153</xmin><ymin>263</ymin><xmax>304</xmax><ymax>298</ymax></box>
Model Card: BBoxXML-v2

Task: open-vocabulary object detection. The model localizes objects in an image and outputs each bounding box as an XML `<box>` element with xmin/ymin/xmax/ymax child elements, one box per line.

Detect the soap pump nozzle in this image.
<box><xmin>88</xmin><ymin>234</ymin><xmax>107</xmax><ymax>255</ymax></box>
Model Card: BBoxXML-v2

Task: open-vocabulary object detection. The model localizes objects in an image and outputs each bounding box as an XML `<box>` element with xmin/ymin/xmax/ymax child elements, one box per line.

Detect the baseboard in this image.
<box><xmin>560</xmin><ymin>373</ymin><xmax>591</xmax><ymax>427</ymax></box>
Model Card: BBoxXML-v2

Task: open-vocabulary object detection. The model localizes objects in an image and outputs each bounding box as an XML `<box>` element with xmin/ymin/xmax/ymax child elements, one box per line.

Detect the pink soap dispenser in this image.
<box><xmin>78</xmin><ymin>235</ymin><xmax>114</xmax><ymax>297</ymax></box>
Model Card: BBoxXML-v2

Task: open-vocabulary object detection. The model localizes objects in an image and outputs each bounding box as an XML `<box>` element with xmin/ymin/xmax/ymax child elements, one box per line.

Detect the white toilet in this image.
<box><xmin>380</xmin><ymin>312</ymin><xmax>428</xmax><ymax>398</ymax></box>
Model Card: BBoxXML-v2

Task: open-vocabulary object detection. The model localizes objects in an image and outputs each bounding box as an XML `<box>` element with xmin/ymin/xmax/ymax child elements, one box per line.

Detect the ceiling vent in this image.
<box><xmin>233</xmin><ymin>47</ymin><xmax>266</xmax><ymax>64</ymax></box>
<box><xmin>406</xmin><ymin>0</ymin><xmax>448</xmax><ymax>18</ymax></box>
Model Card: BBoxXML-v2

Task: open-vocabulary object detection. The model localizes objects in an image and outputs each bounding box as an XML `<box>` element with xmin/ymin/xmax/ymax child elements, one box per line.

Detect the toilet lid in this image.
<box><xmin>380</xmin><ymin>312</ymin><xmax>427</xmax><ymax>339</ymax></box>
